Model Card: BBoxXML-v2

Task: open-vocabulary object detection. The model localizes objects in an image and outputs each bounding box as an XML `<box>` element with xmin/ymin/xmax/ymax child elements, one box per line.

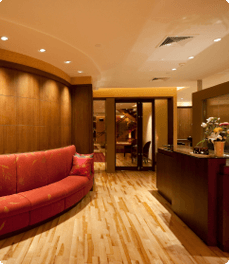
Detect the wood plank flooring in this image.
<box><xmin>0</xmin><ymin>167</ymin><xmax>229</xmax><ymax>264</ymax></box>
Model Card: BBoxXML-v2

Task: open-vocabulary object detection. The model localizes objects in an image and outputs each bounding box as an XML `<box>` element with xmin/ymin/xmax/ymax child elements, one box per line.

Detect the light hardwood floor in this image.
<box><xmin>0</xmin><ymin>167</ymin><xmax>228</xmax><ymax>264</ymax></box>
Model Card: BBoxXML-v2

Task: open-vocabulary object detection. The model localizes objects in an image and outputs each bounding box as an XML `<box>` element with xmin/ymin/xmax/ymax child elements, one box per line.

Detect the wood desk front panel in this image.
<box><xmin>157</xmin><ymin>148</ymin><xmax>226</xmax><ymax>246</ymax></box>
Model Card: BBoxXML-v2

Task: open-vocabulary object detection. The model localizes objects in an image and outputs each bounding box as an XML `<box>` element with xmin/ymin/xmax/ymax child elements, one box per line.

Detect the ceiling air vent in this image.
<box><xmin>151</xmin><ymin>77</ymin><xmax>170</xmax><ymax>81</ymax></box>
<box><xmin>159</xmin><ymin>36</ymin><xmax>193</xmax><ymax>47</ymax></box>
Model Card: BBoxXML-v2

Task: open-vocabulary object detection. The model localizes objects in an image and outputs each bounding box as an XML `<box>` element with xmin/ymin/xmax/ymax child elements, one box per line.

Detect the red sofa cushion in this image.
<box><xmin>70</xmin><ymin>156</ymin><xmax>93</xmax><ymax>179</ymax></box>
<box><xmin>19</xmin><ymin>181</ymin><xmax>67</xmax><ymax>210</ymax></box>
<box><xmin>75</xmin><ymin>152</ymin><xmax>94</xmax><ymax>173</ymax></box>
<box><xmin>0</xmin><ymin>194</ymin><xmax>31</xmax><ymax>219</ymax></box>
<box><xmin>16</xmin><ymin>151</ymin><xmax>48</xmax><ymax>193</ymax></box>
<box><xmin>0</xmin><ymin>154</ymin><xmax>17</xmax><ymax>197</ymax></box>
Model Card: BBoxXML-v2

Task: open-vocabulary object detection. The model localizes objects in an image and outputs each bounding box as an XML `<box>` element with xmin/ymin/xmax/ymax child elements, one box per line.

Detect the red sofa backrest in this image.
<box><xmin>45</xmin><ymin>145</ymin><xmax>76</xmax><ymax>185</ymax></box>
<box><xmin>16</xmin><ymin>151</ymin><xmax>48</xmax><ymax>193</ymax></box>
<box><xmin>0</xmin><ymin>154</ymin><xmax>17</xmax><ymax>197</ymax></box>
<box><xmin>15</xmin><ymin>145</ymin><xmax>76</xmax><ymax>192</ymax></box>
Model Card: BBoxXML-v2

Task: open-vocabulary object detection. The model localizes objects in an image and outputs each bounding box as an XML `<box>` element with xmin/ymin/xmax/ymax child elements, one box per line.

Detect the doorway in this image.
<box><xmin>115</xmin><ymin>100</ymin><xmax>156</xmax><ymax>171</ymax></box>
<box><xmin>115</xmin><ymin>98</ymin><xmax>171</xmax><ymax>171</ymax></box>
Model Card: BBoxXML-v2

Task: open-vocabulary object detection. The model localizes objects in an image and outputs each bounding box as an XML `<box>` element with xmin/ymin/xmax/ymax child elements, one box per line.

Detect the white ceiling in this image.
<box><xmin>1</xmin><ymin>0</ymin><xmax>229</xmax><ymax>105</ymax></box>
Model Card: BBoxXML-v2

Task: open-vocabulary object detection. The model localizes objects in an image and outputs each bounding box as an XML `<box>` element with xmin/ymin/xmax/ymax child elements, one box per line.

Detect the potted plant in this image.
<box><xmin>197</xmin><ymin>117</ymin><xmax>229</xmax><ymax>156</ymax></box>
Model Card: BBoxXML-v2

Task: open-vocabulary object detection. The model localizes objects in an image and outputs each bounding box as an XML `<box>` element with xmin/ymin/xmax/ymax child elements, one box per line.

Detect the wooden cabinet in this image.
<box><xmin>177</xmin><ymin>107</ymin><xmax>192</xmax><ymax>139</ymax></box>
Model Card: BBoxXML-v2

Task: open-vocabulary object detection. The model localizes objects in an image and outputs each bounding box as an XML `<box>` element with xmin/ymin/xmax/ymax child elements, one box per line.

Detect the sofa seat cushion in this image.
<box><xmin>0</xmin><ymin>154</ymin><xmax>17</xmax><ymax>197</ymax></box>
<box><xmin>58</xmin><ymin>176</ymin><xmax>89</xmax><ymax>197</ymax></box>
<box><xmin>19</xmin><ymin>182</ymin><xmax>68</xmax><ymax>211</ymax></box>
<box><xmin>0</xmin><ymin>194</ymin><xmax>31</xmax><ymax>219</ymax></box>
<box><xmin>16</xmin><ymin>151</ymin><xmax>48</xmax><ymax>193</ymax></box>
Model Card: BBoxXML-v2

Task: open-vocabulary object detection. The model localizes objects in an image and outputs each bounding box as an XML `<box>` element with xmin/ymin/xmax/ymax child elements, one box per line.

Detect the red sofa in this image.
<box><xmin>0</xmin><ymin>145</ymin><xmax>94</xmax><ymax>237</ymax></box>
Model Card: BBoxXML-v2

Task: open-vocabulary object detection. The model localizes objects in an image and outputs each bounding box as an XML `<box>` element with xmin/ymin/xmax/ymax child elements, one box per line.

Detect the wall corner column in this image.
<box><xmin>71</xmin><ymin>84</ymin><xmax>93</xmax><ymax>154</ymax></box>
<box><xmin>105</xmin><ymin>98</ymin><xmax>115</xmax><ymax>173</ymax></box>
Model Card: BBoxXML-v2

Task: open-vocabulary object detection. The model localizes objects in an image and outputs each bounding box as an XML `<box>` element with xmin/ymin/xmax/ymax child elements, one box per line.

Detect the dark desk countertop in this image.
<box><xmin>158</xmin><ymin>146</ymin><xmax>229</xmax><ymax>159</ymax></box>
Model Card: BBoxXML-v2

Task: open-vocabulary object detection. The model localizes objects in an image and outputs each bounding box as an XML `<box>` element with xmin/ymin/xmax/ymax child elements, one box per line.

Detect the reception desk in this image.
<box><xmin>157</xmin><ymin>146</ymin><xmax>229</xmax><ymax>249</ymax></box>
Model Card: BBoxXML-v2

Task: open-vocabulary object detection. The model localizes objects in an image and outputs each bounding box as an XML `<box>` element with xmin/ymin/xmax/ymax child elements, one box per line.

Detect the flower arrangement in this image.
<box><xmin>198</xmin><ymin>117</ymin><xmax>229</xmax><ymax>145</ymax></box>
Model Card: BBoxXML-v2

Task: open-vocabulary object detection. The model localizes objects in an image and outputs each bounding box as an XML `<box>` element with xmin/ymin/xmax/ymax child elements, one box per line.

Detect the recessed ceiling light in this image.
<box><xmin>172</xmin><ymin>68</ymin><xmax>177</xmax><ymax>71</ymax></box>
<box><xmin>214</xmin><ymin>38</ymin><xmax>221</xmax><ymax>42</ymax></box>
<box><xmin>188</xmin><ymin>56</ymin><xmax>194</xmax><ymax>60</ymax></box>
<box><xmin>165</xmin><ymin>43</ymin><xmax>172</xmax><ymax>46</ymax></box>
<box><xmin>1</xmin><ymin>36</ymin><xmax>8</xmax><ymax>41</ymax></box>
<box><xmin>181</xmin><ymin>98</ymin><xmax>183</xmax><ymax>100</ymax></box>
<box><xmin>64</xmin><ymin>60</ymin><xmax>71</xmax><ymax>64</ymax></box>
<box><xmin>39</xmin><ymin>49</ymin><xmax>46</xmax><ymax>52</ymax></box>
<box><xmin>78</xmin><ymin>70</ymin><xmax>83</xmax><ymax>73</ymax></box>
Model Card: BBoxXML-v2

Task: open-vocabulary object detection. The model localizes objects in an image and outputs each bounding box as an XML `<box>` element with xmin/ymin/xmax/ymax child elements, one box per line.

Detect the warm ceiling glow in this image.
<box><xmin>188</xmin><ymin>56</ymin><xmax>194</xmax><ymax>59</ymax></box>
<box><xmin>78</xmin><ymin>70</ymin><xmax>83</xmax><ymax>73</ymax></box>
<box><xmin>177</xmin><ymin>87</ymin><xmax>185</xmax><ymax>90</ymax></box>
<box><xmin>64</xmin><ymin>60</ymin><xmax>71</xmax><ymax>64</ymax></box>
<box><xmin>181</xmin><ymin>98</ymin><xmax>183</xmax><ymax>100</ymax></box>
<box><xmin>1</xmin><ymin>36</ymin><xmax>8</xmax><ymax>41</ymax></box>
<box><xmin>172</xmin><ymin>68</ymin><xmax>177</xmax><ymax>71</ymax></box>
<box><xmin>39</xmin><ymin>48</ymin><xmax>46</xmax><ymax>52</ymax></box>
<box><xmin>214</xmin><ymin>38</ymin><xmax>221</xmax><ymax>42</ymax></box>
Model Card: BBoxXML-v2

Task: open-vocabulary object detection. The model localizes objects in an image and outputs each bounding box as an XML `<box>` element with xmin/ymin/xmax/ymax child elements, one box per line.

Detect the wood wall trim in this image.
<box><xmin>0</xmin><ymin>60</ymin><xmax>70</xmax><ymax>87</ymax></box>
<box><xmin>0</xmin><ymin>49</ymin><xmax>71</xmax><ymax>84</ymax></box>
<box><xmin>93</xmin><ymin>87</ymin><xmax>177</xmax><ymax>98</ymax></box>
<box><xmin>71</xmin><ymin>76</ymin><xmax>92</xmax><ymax>85</ymax></box>
<box><xmin>192</xmin><ymin>81</ymin><xmax>229</xmax><ymax>146</ymax></box>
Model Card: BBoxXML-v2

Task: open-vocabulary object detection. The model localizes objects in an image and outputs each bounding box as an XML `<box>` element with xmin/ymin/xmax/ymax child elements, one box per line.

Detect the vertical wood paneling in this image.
<box><xmin>0</xmin><ymin>68</ymin><xmax>16</xmax><ymax>96</ymax></box>
<box><xmin>16</xmin><ymin>72</ymin><xmax>40</xmax><ymax>99</ymax></box>
<box><xmin>0</xmin><ymin>126</ymin><xmax>3</xmax><ymax>153</ymax></box>
<box><xmin>0</xmin><ymin>67</ymin><xmax>72</xmax><ymax>154</ymax></box>
<box><xmin>3</xmin><ymin>126</ymin><xmax>17</xmax><ymax>153</ymax></box>
<box><xmin>0</xmin><ymin>95</ymin><xmax>17</xmax><ymax>125</ymax></box>
<box><xmin>177</xmin><ymin>107</ymin><xmax>192</xmax><ymax>139</ymax></box>
<box><xmin>71</xmin><ymin>84</ymin><xmax>93</xmax><ymax>154</ymax></box>
<box><xmin>17</xmin><ymin>97</ymin><xmax>39</xmax><ymax>126</ymax></box>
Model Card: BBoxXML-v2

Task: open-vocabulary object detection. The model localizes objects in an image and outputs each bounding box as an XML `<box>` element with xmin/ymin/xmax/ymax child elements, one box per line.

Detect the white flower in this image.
<box><xmin>201</xmin><ymin>122</ymin><xmax>207</xmax><ymax>128</ymax></box>
<box><xmin>218</xmin><ymin>117</ymin><xmax>220</xmax><ymax>120</ymax></box>
<box><xmin>208</xmin><ymin>132</ymin><xmax>220</xmax><ymax>143</ymax></box>
<box><xmin>217</xmin><ymin>135</ymin><xmax>223</xmax><ymax>140</ymax></box>
<box><xmin>207</xmin><ymin>117</ymin><xmax>214</xmax><ymax>123</ymax></box>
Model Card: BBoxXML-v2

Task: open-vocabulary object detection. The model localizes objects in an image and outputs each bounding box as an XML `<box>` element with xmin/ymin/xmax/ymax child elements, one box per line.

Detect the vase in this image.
<box><xmin>214</xmin><ymin>141</ymin><xmax>225</xmax><ymax>157</ymax></box>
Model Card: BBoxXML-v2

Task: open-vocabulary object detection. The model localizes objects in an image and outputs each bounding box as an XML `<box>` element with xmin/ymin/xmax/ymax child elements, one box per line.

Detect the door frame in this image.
<box><xmin>114</xmin><ymin>97</ymin><xmax>173</xmax><ymax>171</ymax></box>
<box><xmin>115</xmin><ymin>98</ymin><xmax>156</xmax><ymax>171</ymax></box>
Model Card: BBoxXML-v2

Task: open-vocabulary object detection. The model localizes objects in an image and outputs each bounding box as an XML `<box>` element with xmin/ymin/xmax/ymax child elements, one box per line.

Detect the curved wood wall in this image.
<box><xmin>0</xmin><ymin>67</ymin><xmax>71</xmax><ymax>154</ymax></box>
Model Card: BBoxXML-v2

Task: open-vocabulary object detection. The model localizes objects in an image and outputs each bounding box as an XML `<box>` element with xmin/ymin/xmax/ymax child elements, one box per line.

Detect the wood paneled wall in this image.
<box><xmin>71</xmin><ymin>84</ymin><xmax>93</xmax><ymax>154</ymax></box>
<box><xmin>177</xmin><ymin>107</ymin><xmax>193</xmax><ymax>139</ymax></box>
<box><xmin>0</xmin><ymin>67</ymin><xmax>71</xmax><ymax>154</ymax></box>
